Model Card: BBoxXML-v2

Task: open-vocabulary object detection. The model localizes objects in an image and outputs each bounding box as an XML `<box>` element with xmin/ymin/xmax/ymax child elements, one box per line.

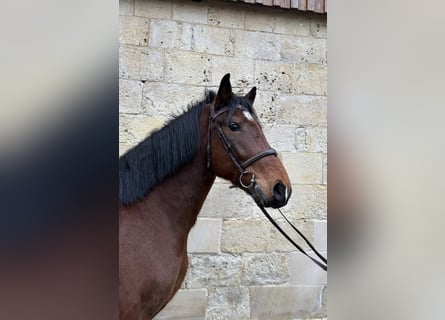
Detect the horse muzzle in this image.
<box><xmin>269</xmin><ymin>182</ymin><xmax>292</xmax><ymax>208</ymax></box>
<box><xmin>241</xmin><ymin>173</ymin><xmax>291</xmax><ymax>208</ymax></box>
<box><xmin>255</xmin><ymin>181</ymin><xmax>290</xmax><ymax>208</ymax></box>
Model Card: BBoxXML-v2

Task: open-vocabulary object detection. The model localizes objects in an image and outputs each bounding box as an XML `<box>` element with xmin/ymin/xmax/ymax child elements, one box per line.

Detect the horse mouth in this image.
<box><xmin>266</xmin><ymin>194</ymin><xmax>291</xmax><ymax>209</ymax></box>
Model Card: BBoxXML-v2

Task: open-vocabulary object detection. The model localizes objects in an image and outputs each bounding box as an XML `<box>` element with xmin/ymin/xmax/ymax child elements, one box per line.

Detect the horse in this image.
<box><xmin>119</xmin><ymin>74</ymin><xmax>292</xmax><ymax>320</ymax></box>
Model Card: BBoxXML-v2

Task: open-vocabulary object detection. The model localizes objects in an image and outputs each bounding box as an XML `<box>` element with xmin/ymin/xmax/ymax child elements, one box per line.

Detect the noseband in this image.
<box><xmin>206</xmin><ymin>103</ymin><xmax>277</xmax><ymax>194</ymax></box>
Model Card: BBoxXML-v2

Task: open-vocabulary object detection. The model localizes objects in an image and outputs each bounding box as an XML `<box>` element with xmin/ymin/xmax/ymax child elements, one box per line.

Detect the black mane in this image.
<box><xmin>119</xmin><ymin>90</ymin><xmax>215</xmax><ymax>206</ymax></box>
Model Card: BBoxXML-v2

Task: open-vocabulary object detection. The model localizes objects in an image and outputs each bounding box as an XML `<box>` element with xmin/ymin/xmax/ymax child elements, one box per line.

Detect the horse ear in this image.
<box><xmin>215</xmin><ymin>73</ymin><xmax>232</xmax><ymax>109</ymax></box>
<box><xmin>245</xmin><ymin>86</ymin><xmax>256</xmax><ymax>104</ymax></box>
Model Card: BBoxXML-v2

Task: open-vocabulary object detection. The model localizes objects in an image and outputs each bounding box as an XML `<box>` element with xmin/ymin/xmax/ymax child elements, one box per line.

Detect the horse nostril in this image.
<box><xmin>272</xmin><ymin>182</ymin><xmax>286</xmax><ymax>203</ymax></box>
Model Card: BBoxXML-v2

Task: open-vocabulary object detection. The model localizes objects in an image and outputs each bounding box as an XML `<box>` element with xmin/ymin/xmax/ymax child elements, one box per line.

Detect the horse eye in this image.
<box><xmin>228</xmin><ymin>122</ymin><xmax>240</xmax><ymax>131</ymax></box>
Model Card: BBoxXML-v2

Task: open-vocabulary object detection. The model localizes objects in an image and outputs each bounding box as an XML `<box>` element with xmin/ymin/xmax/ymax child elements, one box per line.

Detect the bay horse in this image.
<box><xmin>119</xmin><ymin>74</ymin><xmax>292</xmax><ymax>320</ymax></box>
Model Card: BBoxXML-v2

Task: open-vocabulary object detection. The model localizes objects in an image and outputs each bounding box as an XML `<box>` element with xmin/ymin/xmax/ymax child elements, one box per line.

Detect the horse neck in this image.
<box><xmin>134</xmin><ymin>105</ymin><xmax>215</xmax><ymax>235</ymax></box>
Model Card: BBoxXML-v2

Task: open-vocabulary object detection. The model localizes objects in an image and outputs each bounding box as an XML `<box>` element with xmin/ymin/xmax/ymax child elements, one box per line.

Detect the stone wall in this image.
<box><xmin>119</xmin><ymin>0</ymin><xmax>327</xmax><ymax>318</ymax></box>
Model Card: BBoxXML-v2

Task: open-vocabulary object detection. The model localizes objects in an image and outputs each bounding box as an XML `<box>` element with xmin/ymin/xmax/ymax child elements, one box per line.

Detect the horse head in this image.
<box><xmin>208</xmin><ymin>73</ymin><xmax>292</xmax><ymax>208</ymax></box>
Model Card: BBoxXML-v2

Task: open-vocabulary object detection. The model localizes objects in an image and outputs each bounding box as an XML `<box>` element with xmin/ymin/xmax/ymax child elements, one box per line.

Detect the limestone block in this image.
<box><xmin>271</xmin><ymin>217</ymin><xmax>315</xmax><ymax>250</ymax></box>
<box><xmin>119</xmin><ymin>15</ymin><xmax>148</xmax><ymax>46</ymax></box>
<box><xmin>119</xmin><ymin>45</ymin><xmax>141</xmax><ymax>80</ymax></box>
<box><xmin>306</xmin><ymin>127</ymin><xmax>328</xmax><ymax>153</ymax></box>
<box><xmin>192</xmin><ymin>25</ymin><xmax>234</xmax><ymax>56</ymax></box>
<box><xmin>295</xmin><ymin>127</ymin><xmax>307</xmax><ymax>152</ymax></box>
<box><xmin>276</xmin><ymin>189</ymin><xmax>306</xmax><ymax>220</ymax></box>
<box><xmin>153</xmin><ymin>289</ymin><xmax>207</xmax><ymax>320</ymax></box>
<box><xmin>241</xmin><ymin>253</ymin><xmax>289</xmax><ymax>286</ymax></box>
<box><xmin>221</xmin><ymin>219</ymin><xmax>273</xmax><ymax>253</ymax></box>
<box><xmin>254</xmin><ymin>90</ymin><xmax>279</xmax><ymax>124</ymax></box>
<box><xmin>263</xmin><ymin>125</ymin><xmax>296</xmax><ymax>153</ymax></box>
<box><xmin>165</xmin><ymin>50</ymin><xmax>211</xmax><ymax>85</ymax></box>
<box><xmin>202</xmin><ymin>184</ymin><xmax>318</xmax><ymax>245</ymax></box>
<box><xmin>322</xmin><ymin>154</ymin><xmax>327</xmax><ymax>185</ymax></box>
<box><xmin>274</xmin><ymin>12</ymin><xmax>311</xmax><ymax>36</ymax></box>
<box><xmin>235</xmin><ymin>30</ymin><xmax>281</xmax><ymax>61</ymax></box>
<box><xmin>119</xmin><ymin>46</ymin><xmax>164</xmax><ymax>81</ymax></box>
<box><xmin>294</xmin><ymin>63</ymin><xmax>327</xmax><ymax>96</ymax></box>
<box><xmin>289</xmin><ymin>251</ymin><xmax>327</xmax><ymax>285</ymax></box>
<box><xmin>295</xmin><ymin>126</ymin><xmax>327</xmax><ymax>153</ymax></box>
<box><xmin>119</xmin><ymin>78</ymin><xmax>143</xmax><ymax>114</ymax></box>
<box><xmin>245</xmin><ymin>8</ymin><xmax>274</xmax><ymax>33</ymax></box>
<box><xmin>254</xmin><ymin>61</ymin><xmax>294</xmax><ymax>93</ymax></box>
<box><xmin>208</xmin><ymin>3</ymin><xmax>244</xmax><ymax>29</ymax></box>
<box><xmin>282</xmin><ymin>152</ymin><xmax>323</xmax><ymax>185</ymax></box>
<box><xmin>290</xmin><ymin>184</ymin><xmax>327</xmax><ymax>220</ymax></box>
<box><xmin>249</xmin><ymin>285</ymin><xmax>325</xmax><ymax>319</ymax></box>
<box><xmin>142</xmin><ymin>82</ymin><xmax>205</xmax><ymax>116</ymax></box>
<box><xmin>119</xmin><ymin>0</ymin><xmax>134</xmax><ymax>16</ymax></box>
<box><xmin>187</xmin><ymin>218</ymin><xmax>222</xmax><ymax>253</ymax></box>
<box><xmin>188</xmin><ymin>254</ymin><xmax>243</xmax><ymax>288</ymax></box>
<box><xmin>207</xmin><ymin>287</ymin><xmax>250</xmax><ymax>320</ymax></box>
<box><xmin>280</xmin><ymin>34</ymin><xmax>327</xmax><ymax>64</ymax></box>
<box><xmin>135</xmin><ymin>0</ymin><xmax>171</xmax><ymax>19</ymax></box>
<box><xmin>314</xmin><ymin>220</ymin><xmax>327</xmax><ymax>252</ymax></box>
<box><xmin>149</xmin><ymin>20</ymin><xmax>192</xmax><ymax>51</ymax></box>
<box><xmin>210</xmin><ymin>56</ymin><xmax>255</xmax><ymax>89</ymax></box>
<box><xmin>322</xmin><ymin>285</ymin><xmax>327</xmax><ymax>312</ymax></box>
<box><xmin>119</xmin><ymin>113</ymin><xmax>167</xmax><ymax>145</ymax></box>
<box><xmin>276</xmin><ymin>94</ymin><xmax>327</xmax><ymax>127</ymax></box>
<box><xmin>172</xmin><ymin>1</ymin><xmax>208</xmax><ymax>24</ymax></box>
<box><xmin>310</xmin><ymin>15</ymin><xmax>328</xmax><ymax>39</ymax></box>
<box><xmin>200</xmin><ymin>183</ymin><xmax>264</xmax><ymax>219</ymax></box>
<box><xmin>221</xmin><ymin>218</ymin><xmax>303</xmax><ymax>253</ymax></box>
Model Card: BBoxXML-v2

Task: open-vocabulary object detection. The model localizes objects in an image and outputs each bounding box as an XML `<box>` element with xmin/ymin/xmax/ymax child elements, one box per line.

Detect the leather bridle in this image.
<box><xmin>206</xmin><ymin>103</ymin><xmax>277</xmax><ymax>198</ymax></box>
<box><xmin>206</xmin><ymin>102</ymin><xmax>327</xmax><ymax>271</ymax></box>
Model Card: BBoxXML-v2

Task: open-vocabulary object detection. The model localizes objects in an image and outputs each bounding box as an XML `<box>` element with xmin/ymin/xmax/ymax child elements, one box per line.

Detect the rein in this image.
<box><xmin>207</xmin><ymin>103</ymin><xmax>327</xmax><ymax>271</ymax></box>
<box><xmin>257</xmin><ymin>205</ymin><xmax>327</xmax><ymax>271</ymax></box>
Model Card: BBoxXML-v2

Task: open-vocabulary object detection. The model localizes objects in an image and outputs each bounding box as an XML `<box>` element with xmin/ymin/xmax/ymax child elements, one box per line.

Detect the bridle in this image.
<box><xmin>206</xmin><ymin>103</ymin><xmax>277</xmax><ymax>201</ymax></box>
<box><xmin>206</xmin><ymin>102</ymin><xmax>327</xmax><ymax>271</ymax></box>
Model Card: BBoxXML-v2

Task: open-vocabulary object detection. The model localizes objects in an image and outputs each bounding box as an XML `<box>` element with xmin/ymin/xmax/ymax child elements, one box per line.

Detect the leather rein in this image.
<box><xmin>207</xmin><ymin>103</ymin><xmax>327</xmax><ymax>271</ymax></box>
